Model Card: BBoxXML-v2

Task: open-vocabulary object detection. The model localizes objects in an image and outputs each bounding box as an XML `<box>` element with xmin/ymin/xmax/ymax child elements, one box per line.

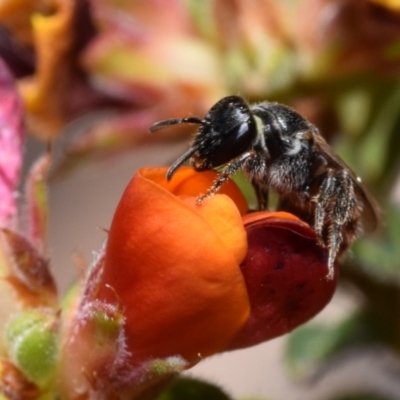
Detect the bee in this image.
<box><xmin>150</xmin><ymin>96</ymin><xmax>381</xmax><ymax>279</ymax></box>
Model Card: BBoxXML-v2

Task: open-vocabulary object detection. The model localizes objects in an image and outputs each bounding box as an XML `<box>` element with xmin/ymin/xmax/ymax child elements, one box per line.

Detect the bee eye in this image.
<box><xmin>207</xmin><ymin>121</ymin><xmax>256</xmax><ymax>167</ymax></box>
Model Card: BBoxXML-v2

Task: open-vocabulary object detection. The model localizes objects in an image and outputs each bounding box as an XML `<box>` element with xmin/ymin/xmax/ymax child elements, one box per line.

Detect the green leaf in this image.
<box><xmin>336</xmin><ymin>89</ymin><xmax>371</xmax><ymax>138</ymax></box>
<box><xmin>157</xmin><ymin>377</ymin><xmax>232</xmax><ymax>400</ymax></box>
<box><xmin>356</xmin><ymin>81</ymin><xmax>400</xmax><ymax>182</ymax></box>
<box><xmin>286</xmin><ymin>312</ymin><xmax>376</xmax><ymax>378</ymax></box>
<box><xmin>352</xmin><ymin>203</ymin><xmax>400</xmax><ymax>284</ymax></box>
<box><xmin>231</xmin><ymin>171</ymin><xmax>257</xmax><ymax>209</ymax></box>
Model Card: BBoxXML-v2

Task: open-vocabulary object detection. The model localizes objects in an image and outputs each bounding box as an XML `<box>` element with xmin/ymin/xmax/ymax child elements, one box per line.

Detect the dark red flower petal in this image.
<box><xmin>229</xmin><ymin>216</ymin><xmax>337</xmax><ymax>350</ymax></box>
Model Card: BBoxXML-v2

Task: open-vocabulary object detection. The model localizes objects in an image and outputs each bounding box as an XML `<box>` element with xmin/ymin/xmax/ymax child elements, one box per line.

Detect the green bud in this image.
<box><xmin>149</xmin><ymin>356</ymin><xmax>188</xmax><ymax>376</ymax></box>
<box><xmin>6</xmin><ymin>309</ymin><xmax>58</xmax><ymax>388</ymax></box>
<box><xmin>93</xmin><ymin>306</ymin><xmax>121</xmax><ymax>343</ymax></box>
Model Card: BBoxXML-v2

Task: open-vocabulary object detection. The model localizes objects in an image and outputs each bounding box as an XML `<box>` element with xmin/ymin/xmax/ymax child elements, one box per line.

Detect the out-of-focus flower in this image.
<box><xmin>0</xmin><ymin>0</ymin><xmax>120</xmax><ymax>139</ymax></box>
<box><xmin>370</xmin><ymin>0</ymin><xmax>400</xmax><ymax>11</ymax></box>
<box><xmin>59</xmin><ymin>167</ymin><xmax>336</xmax><ymax>399</ymax></box>
<box><xmin>293</xmin><ymin>0</ymin><xmax>400</xmax><ymax>76</ymax></box>
<box><xmin>18</xmin><ymin>0</ymin><xmax>79</xmax><ymax>138</ymax></box>
<box><xmin>0</xmin><ymin>59</ymin><xmax>24</xmax><ymax>228</ymax></box>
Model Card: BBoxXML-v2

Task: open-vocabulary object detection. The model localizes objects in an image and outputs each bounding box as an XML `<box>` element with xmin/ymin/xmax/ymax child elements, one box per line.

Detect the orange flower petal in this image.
<box><xmin>141</xmin><ymin>166</ymin><xmax>248</xmax><ymax>215</ymax></box>
<box><xmin>98</xmin><ymin>168</ymin><xmax>249</xmax><ymax>366</ymax></box>
<box><xmin>181</xmin><ymin>195</ymin><xmax>247</xmax><ymax>267</ymax></box>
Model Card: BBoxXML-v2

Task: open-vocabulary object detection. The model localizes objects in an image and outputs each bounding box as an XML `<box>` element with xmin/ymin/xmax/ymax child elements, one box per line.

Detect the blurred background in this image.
<box><xmin>3</xmin><ymin>0</ymin><xmax>400</xmax><ymax>399</ymax></box>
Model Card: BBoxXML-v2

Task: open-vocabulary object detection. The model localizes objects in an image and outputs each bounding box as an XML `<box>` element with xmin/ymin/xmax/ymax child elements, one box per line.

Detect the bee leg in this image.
<box><xmin>196</xmin><ymin>152</ymin><xmax>253</xmax><ymax>205</ymax></box>
<box><xmin>316</xmin><ymin>170</ymin><xmax>356</xmax><ymax>279</ymax></box>
<box><xmin>314</xmin><ymin>170</ymin><xmax>336</xmax><ymax>246</ymax></box>
<box><xmin>328</xmin><ymin>171</ymin><xmax>356</xmax><ymax>272</ymax></box>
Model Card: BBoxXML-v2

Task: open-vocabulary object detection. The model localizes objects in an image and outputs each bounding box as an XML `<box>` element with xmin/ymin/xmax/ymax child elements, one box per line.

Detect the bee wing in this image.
<box><xmin>313</xmin><ymin>134</ymin><xmax>382</xmax><ymax>233</ymax></box>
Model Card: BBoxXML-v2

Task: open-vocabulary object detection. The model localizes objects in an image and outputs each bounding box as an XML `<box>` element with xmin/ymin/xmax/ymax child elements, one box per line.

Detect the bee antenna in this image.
<box><xmin>166</xmin><ymin>146</ymin><xmax>198</xmax><ymax>180</ymax></box>
<box><xmin>149</xmin><ymin>117</ymin><xmax>203</xmax><ymax>132</ymax></box>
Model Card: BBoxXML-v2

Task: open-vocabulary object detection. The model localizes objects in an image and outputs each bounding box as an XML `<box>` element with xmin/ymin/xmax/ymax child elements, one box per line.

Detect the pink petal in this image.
<box><xmin>0</xmin><ymin>59</ymin><xmax>25</xmax><ymax>228</ymax></box>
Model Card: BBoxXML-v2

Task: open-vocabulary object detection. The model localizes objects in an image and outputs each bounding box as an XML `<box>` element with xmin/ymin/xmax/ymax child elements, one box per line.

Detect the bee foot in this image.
<box><xmin>325</xmin><ymin>265</ymin><xmax>335</xmax><ymax>280</ymax></box>
<box><xmin>325</xmin><ymin>250</ymin><xmax>337</xmax><ymax>280</ymax></box>
<box><xmin>196</xmin><ymin>194</ymin><xmax>209</xmax><ymax>205</ymax></box>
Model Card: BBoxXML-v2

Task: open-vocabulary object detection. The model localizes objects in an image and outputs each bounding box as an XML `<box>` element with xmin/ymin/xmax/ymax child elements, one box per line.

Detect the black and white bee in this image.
<box><xmin>150</xmin><ymin>96</ymin><xmax>381</xmax><ymax>279</ymax></box>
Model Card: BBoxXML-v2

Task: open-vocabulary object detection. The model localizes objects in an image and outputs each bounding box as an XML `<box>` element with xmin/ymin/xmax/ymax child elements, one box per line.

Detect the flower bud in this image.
<box><xmin>6</xmin><ymin>309</ymin><xmax>58</xmax><ymax>389</ymax></box>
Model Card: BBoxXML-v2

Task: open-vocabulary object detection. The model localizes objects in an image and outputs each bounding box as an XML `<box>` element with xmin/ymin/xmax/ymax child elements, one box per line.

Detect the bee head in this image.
<box><xmin>192</xmin><ymin>96</ymin><xmax>257</xmax><ymax>169</ymax></box>
<box><xmin>150</xmin><ymin>96</ymin><xmax>258</xmax><ymax>180</ymax></box>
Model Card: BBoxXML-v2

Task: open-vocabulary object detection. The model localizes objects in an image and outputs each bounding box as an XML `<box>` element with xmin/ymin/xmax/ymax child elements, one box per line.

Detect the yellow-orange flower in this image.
<box><xmin>97</xmin><ymin>167</ymin><xmax>250</xmax><ymax>366</ymax></box>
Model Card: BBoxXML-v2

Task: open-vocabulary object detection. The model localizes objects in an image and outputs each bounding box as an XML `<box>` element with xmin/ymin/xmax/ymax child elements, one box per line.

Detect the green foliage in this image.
<box><xmin>352</xmin><ymin>204</ymin><xmax>400</xmax><ymax>283</ymax></box>
<box><xmin>286</xmin><ymin>313</ymin><xmax>371</xmax><ymax>378</ymax></box>
<box><xmin>232</xmin><ymin>171</ymin><xmax>257</xmax><ymax>209</ymax></box>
